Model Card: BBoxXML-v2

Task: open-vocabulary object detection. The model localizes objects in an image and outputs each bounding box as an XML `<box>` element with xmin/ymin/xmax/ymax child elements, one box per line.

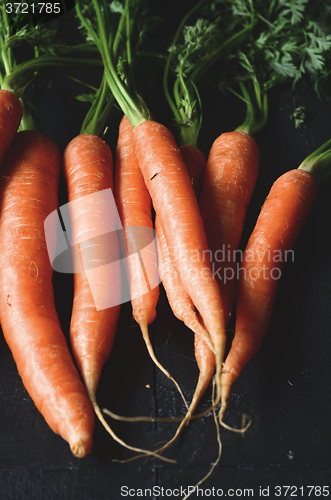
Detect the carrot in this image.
<box><xmin>114</xmin><ymin>117</ymin><xmax>157</xmax><ymax>326</ymax></box>
<box><xmin>179</xmin><ymin>144</ymin><xmax>206</xmax><ymax>197</ymax></box>
<box><xmin>114</xmin><ymin>115</ymin><xmax>187</xmax><ymax>404</ymax></box>
<box><xmin>0</xmin><ymin>130</ymin><xmax>95</xmax><ymax>457</ymax></box>
<box><xmin>155</xmin><ymin>144</ymin><xmax>213</xmax><ymax>352</ymax></box>
<box><xmin>63</xmin><ymin>133</ymin><xmax>121</xmax><ymax>405</ymax></box>
<box><xmin>220</xmin><ymin>168</ymin><xmax>319</xmax><ymax>419</ymax></box>
<box><xmin>199</xmin><ymin>131</ymin><xmax>260</xmax><ymax>325</ymax></box>
<box><xmin>0</xmin><ymin>90</ymin><xmax>23</xmax><ymax>163</ymax></box>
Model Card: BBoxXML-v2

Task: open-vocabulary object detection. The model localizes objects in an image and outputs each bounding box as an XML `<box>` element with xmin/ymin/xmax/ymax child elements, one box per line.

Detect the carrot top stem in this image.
<box><xmin>77</xmin><ymin>0</ymin><xmax>150</xmax><ymax>128</ymax></box>
<box><xmin>162</xmin><ymin>0</ymin><xmax>205</xmax><ymax>136</ymax></box>
<box><xmin>234</xmin><ymin>80</ymin><xmax>268</xmax><ymax>136</ymax></box>
<box><xmin>1</xmin><ymin>55</ymin><xmax>102</xmax><ymax>97</ymax></box>
<box><xmin>299</xmin><ymin>137</ymin><xmax>331</xmax><ymax>179</ymax></box>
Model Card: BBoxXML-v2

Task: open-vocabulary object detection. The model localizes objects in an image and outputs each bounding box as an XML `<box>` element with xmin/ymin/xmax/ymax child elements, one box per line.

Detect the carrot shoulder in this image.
<box><xmin>0</xmin><ymin>130</ymin><xmax>95</xmax><ymax>457</ymax></box>
<box><xmin>221</xmin><ymin>168</ymin><xmax>318</xmax><ymax>414</ymax></box>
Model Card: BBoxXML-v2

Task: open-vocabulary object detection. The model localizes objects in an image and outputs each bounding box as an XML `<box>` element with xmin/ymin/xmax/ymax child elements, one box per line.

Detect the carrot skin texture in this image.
<box><xmin>133</xmin><ymin>121</ymin><xmax>226</xmax><ymax>359</ymax></box>
<box><xmin>199</xmin><ymin>131</ymin><xmax>260</xmax><ymax>325</ymax></box>
<box><xmin>179</xmin><ymin>144</ymin><xmax>206</xmax><ymax>198</ymax></box>
<box><xmin>0</xmin><ymin>130</ymin><xmax>95</xmax><ymax>457</ymax></box>
<box><xmin>114</xmin><ymin>116</ymin><xmax>159</xmax><ymax>326</ymax></box>
<box><xmin>0</xmin><ymin>90</ymin><xmax>23</xmax><ymax>163</ymax></box>
<box><xmin>222</xmin><ymin>169</ymin><xmax>318</xmax><ymax>404</ymax></box>
<box><xmin>194</xmin><ymin>333</ymin><xmax>216</xmax><ymax>405</ymax></box>
<box><xmin>63</xmin><ymin>134</ymin><xmax>121</xmax><ymax>396</ymax></box>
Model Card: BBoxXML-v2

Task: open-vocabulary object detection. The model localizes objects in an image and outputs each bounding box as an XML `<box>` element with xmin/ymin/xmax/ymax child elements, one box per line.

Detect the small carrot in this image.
<box><xmin>220</xmin><ymin>167</ymin><xmax>319</xmax><ymax>420</ymax></box>
<box><xmin>155</xmin><ymin>144</ymin><xmax>213</xmax><ymax>352</ymax></box>
<box><xmin>199</xmin><ymin>131</ymin><xmax>260</xmax><ymax>325</ymax></box>
<box><xmin>114</xmin><ymin>115</ymin><xmax>187</xmax><ymax>404</ymax></box>
<box><xmin>0</xmin><ymin>130</ymin><xmax>95</xmax><ymax>457</ymax></box>
<box><xmin>0</xmin><ymin>90</ymin><xmax>23</xmax><ymax>163</ymax></box>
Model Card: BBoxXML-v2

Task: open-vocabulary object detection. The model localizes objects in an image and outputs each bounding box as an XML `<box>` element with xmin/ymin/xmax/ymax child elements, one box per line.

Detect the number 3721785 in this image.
<box><xmin>5</xmin><ymin>3</ymin><xmax>62</xmax><ymax>14</ymax></box>
<box><xmin>274</xmin><ymin>485</ymin><xmax>329</xmax><ymax>497</ymax></box>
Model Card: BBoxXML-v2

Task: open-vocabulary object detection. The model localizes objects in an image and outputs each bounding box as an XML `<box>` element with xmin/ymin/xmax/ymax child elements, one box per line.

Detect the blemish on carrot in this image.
<box><xmin>29</xmin><ymin>261</ymin><xmax>39</xmax><ymax>278</ymax></box>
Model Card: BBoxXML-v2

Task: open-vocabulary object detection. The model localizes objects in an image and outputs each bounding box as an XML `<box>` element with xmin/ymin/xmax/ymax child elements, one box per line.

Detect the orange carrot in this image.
<box><xmin>221</xmin><ymin>168</ymin><xmax>318</xmax><ymax>419</ymax></box>
<box><xmin>0</xmin><ymin>130</ymin><xmax>95</xmax><ymax>457</ymax></box>
<box><xmin>0</xmin><ymin>90</ymin><xmax>23</xmax><ymax>163</ymax></box>
<box><xmin>63</xmin><ymin>134</ymin><xmax>121</xmax><ymax>404</ymax></box>
<box><xmin>155</xmin><ymin>144</ymin><xmax>213</xmax><ymax>351</ymax></box>
<box><xmin>199</xmin><ymin>131</ymin><xmax>260</xmax><ymax>326</ymax></box>
<box><xmin>114</xmin><ymin>115</ymin><xmax>187</xmax><ymax>405</ymax></box>
<box><xmin>133</xmin><ymin>121</ymin><xmax>226</xmax><ymax>402</ymax></box>
<box><xmin>114</xmin><ymin>116</ymin><xmax>159</xmax><ymax>331</ymax></box>
<box><xmin>179</xmin><ymin>144</ymin><xmax>206</xmax><ymax>197</ymax></box>
<box><xmin>114</xmin><ymin>118</ymin><xmax>159</xmax><ymax>356</ymax></box>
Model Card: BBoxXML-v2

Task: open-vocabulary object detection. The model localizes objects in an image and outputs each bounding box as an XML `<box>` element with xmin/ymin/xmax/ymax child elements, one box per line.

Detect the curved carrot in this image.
<box><xmin>0</xmin><ymin>130</ymin><xmax>95</xmax><ymax>457</ymax></box>
<box><xmin>155</xmin><ymin>144</ymin><xmax>213</xmax><ymax>351</ymax></box>
<box><xmin>133</xmin><ymin>120</ymin><xmax>226</xmax><ymax>401</ymax></box>
<box><xmin>199</xmin><ymin>131</ymin><xmax>260</xmax><ymax>325</ymax></box>
<box><xmin>221</xmin><ymin>168</ymin><xmax>318</xmax><ymax>418</ymax></box>
<box><xmin>0</xmin><ymin>90</ymin><xmax>23</xmax><ymax>162</ymax></box>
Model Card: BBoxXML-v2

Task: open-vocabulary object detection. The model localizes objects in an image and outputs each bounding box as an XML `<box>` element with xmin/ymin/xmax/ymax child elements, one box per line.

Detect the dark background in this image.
<box><xmin>1</xmin><ymin>3</ymin><xmax>331</xmax><ymax>499</ymax></box>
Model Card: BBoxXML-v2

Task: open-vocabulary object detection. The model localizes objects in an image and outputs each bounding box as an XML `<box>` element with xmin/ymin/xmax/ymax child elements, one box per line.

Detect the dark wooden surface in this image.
<box><xmin>1</xmin><ymin>5</ymin><xmax>331</xmax><ymax>500</ymax></box>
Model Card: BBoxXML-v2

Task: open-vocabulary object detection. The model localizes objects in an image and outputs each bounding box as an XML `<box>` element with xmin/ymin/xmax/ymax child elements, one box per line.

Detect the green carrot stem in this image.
<box><xmin>299</xmin><ymin>138</ymin><xmax>331</xmax><ymax>178</ymax></box>
<box><xmin>188</xmin><ymin>22</ymin><xmax>255</xmax><ymax>84</ymax></box>
<box><xmin>163</xmin><ymin>0</ymin><xmax>205</xmax><ymax>125</ymax></box>
<box><xmin>81</xmin><ymin>72</ymin><xmax>115</xmax><ymax>137</ymax></box>
<box><xmin>1</xmin><ymin>56</ymin><xmax>103</xmax><ymax>97</ymax></box>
